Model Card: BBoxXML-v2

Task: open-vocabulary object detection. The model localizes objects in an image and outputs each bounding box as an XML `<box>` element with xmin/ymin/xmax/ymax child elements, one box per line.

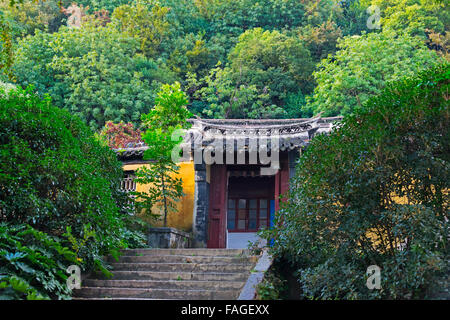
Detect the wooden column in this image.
<box><xmin>274</xmin><ymin>153</ymin><xmax>289</xmax><ymax>212</ymax></box>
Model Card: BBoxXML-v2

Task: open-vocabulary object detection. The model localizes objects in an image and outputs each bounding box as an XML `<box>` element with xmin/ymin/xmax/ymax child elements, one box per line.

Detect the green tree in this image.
<box><xmin>111</xmin><ymin>0</ymin><xmax>171</xmax><ymax>58</ymax></box>
<box><xmin>188</xmin><ymin>63</ymin><xmax>284</xmax><ymax>119</ymax></box>
<box><xmin>366</xmin><ymin>0</ymin><xmax>448</xmax><ymax>38</ymax></box>
<box><xmin>134</xmin><ymin>83</ymin><xmax>192</xmax><ymax>227</ymax></box>
<box><xmin>75</xmin><ymin>0</ymin><xmax>131</xmax><ymax>13</ymax></box>
<box><xmin>192</xmin><ymin>0</ymin><xmax>309</xmax><ymax>62</ymax></box>
<box><xmin>0</xmin><ymin>0</ymin><xmax>68</xmax><ymax>38</ymax></box>
<box><xmin>12</xmin><ymin>22</ymin><xmax>175</xmax><ymax>130</ymax></box>
<box><xmin>332</xmin><ymin>0</ymin><xmax>371</xmax><ymax>36</ymax></box>
<box><xmin>190</xmin><ymin>28</ymin><xmax>314</xmax><ymax>119</ymax></box>
<box><xmin>297</xmin><ymin>20</ymin><xmax>343</xmax><ymax>63</ymax></box>
<box><xmin>0</xmin><ymin>12</ymin><xmax>13</xmax><ymax>80</ymax></box>
<box><xmin>166</xmin><ymin>34</ymin><xmax>216</xmax><ymax>79</ymax></box>
<box><xmin>306</xmin><ymin>30</ymin><xmax>442</xmax><ymax>116</ymax></box>
<box><xmin>263</xmin><ymin>64</ymin><xmax>449</xmax><ymax>299</ymax></box>
<box><xmin>228</xmin><ymin>28</ymin><xmax>314</xmax><ymax>97</ymax></box>
<box><xmin>160</xmin><ymin>0</ymin><xmax>208</xmax><ymax>36</ymax></box>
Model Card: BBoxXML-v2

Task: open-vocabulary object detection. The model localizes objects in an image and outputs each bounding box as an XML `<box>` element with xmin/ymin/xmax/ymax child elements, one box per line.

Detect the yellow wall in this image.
<box><xmin>123</xmin><ymin>161</ymin><xmax>195</xmax><ymax>232</ymax></box>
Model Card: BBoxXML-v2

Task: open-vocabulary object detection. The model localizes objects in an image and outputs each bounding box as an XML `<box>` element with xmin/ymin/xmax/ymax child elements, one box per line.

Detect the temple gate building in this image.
<box><xmin>117</xmin><ymin>116</ymin><xmax>341</xmax><ymax>249</ymax></box>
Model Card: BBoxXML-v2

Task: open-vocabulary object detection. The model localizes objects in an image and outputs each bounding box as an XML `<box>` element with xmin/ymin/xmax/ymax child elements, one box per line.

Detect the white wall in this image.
<box><xmin>227</xmin><ymin>232</ymin><xmax>263</xmax><ymax>249</ymax></box>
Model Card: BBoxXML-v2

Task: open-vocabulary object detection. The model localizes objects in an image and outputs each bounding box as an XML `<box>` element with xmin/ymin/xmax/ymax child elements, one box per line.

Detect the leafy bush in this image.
<box><xmin>264</xmin><ymin>64</ymin><xmax>449</xmax><ymax>299</ymax></box>
<box><xmin>256</xmin><ymin>268</ymin><xmax>288</xmax><ymax>300</ymax></box>
<box><xmin>0</xmin><ymin>86</ymin><xmax>145</xmax><ymax>298</ymax></box>
<box><xmin>0</xmin><ymin>223</ymin><xmax>77</xmax><ymax>300</ymax></box>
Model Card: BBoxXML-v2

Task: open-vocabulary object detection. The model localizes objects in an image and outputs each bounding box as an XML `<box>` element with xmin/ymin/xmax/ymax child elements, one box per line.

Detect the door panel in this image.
<box><xmin>207</xmin><ymin>165</ymin><xmax>227</xmax><ymax>248</ymax></box>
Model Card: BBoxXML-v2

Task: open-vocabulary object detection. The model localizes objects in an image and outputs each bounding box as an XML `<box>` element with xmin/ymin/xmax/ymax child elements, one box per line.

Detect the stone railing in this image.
<box><xmin>238</xmin><ymin>249</ymin><xmax>273</xmax><ymax>300</ymax></box>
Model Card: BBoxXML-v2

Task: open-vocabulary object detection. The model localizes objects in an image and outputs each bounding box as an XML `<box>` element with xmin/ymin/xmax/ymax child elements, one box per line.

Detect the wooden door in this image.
<box><xmin>207</xmin><ymin>164</ymin><xmax>227</xmax><ymax>248</ymax></box>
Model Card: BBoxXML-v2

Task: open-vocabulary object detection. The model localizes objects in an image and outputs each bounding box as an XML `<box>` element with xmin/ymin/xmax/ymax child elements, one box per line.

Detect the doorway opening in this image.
<box><xmin>226</xmin><ymin>171</ymin><xmax>275</xmax><ymax>249</ymax></box>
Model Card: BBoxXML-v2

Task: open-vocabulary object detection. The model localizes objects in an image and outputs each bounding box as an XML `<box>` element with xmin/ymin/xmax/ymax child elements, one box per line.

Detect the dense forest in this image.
<box><xmin>1</xmin><ymin>0</ymin><xmax>448</xmax><ymax>131</ymax></box>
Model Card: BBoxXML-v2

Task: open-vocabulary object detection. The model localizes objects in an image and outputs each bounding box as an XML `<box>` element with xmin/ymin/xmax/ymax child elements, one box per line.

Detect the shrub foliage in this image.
<box><xmin>0</xmin><ymin>86</ymin><xmax>144</xmax><ymax>299</ymax></box>
<box><xmin>264</xmin><ymin>64</ymin><xmax>449</xmax><ymax>299</ymax></box>
<box><xmin>0</xmin><ymin>223</ymin><xmax>77</xmax><ymax>300</ymax></box>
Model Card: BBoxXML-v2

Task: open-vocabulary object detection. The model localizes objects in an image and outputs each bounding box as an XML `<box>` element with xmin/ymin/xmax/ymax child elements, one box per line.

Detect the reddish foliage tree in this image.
<box><xmin>99</xmin><ymin>121</ymin><xmax>143</xmax><ymax>149</ymax></box>
<box><xmin>93</xmin><ymin>9</ymin><xmax>111</xmax><ymax>26</ymax></box>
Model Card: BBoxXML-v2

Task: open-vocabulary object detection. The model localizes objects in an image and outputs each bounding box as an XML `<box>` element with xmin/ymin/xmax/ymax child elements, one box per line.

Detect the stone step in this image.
<box><xmin>107</xmin><ymin>254</ymin><xmax>256</xmax><ymax>264</ymax></box>
<box><xmin>120</xmin><ymin>248</ymin><xmax>251</xmax><ymax>257</ymax></box>
<box><xmin>108</xmin><ymin>262</ymin><xmax>254</xmax><ymax>273</ymax></box>
<box><xmin>83</xmin><ymin>279</ymin><xmax>245</xmax><ymax>291</ymax></box>
<box><xmin>76</xmin><ymin>248</ymin><xmax>260</xmax><ymax>300</ymax></box>
<box><xmin>75</xmin><ymin>287</ymin><xmax>239</xmax><ymax>300</ymax></box>
<box><xmin>94</xmin><ymin>271</ymin><xmax>249</xmax><ymax>281</ymax></box>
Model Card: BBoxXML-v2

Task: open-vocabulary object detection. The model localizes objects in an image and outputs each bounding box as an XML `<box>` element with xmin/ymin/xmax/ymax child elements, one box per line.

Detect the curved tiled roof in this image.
<box><xmin>115</xmin><ymin>144</ymin><xmax>148</xmax><ymax>161</ymax></box>
<box><xmin>115</xmin><ymin>117</ymin><xmax>342</xmax><ymax>161</ymax></box>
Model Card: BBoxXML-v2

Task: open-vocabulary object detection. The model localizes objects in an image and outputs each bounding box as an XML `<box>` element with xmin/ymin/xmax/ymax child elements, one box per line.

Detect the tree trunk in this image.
<box><xmin>161</xmin><ymin>173</ymin><xmax>168</xmax><ymax>227</ymax></box>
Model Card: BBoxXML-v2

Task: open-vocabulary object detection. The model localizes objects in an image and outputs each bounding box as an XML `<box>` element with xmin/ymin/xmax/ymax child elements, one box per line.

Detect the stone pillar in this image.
<box><xmin>192</xmin><ymin>163</ymin><xmax>209</xmax><ymax>248</ymax></box>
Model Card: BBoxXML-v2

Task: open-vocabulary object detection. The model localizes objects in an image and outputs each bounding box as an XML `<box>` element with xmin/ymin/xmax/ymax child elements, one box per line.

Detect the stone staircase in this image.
<box><xmin>74</xmin><ymin>248</ymin><xmax>259</xmax><ymax>300</ymax></box>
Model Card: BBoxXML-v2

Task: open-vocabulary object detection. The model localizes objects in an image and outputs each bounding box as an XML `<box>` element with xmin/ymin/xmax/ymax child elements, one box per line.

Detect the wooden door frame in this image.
<box><xmin>206</xmin><ymin>154</ymin><xmax>289</xmax><ymax>248</ymax></box>
<box><xmin>275</xmin><ymin>154</ymin><xmax>289</xmax><ymax>212</ymax></box>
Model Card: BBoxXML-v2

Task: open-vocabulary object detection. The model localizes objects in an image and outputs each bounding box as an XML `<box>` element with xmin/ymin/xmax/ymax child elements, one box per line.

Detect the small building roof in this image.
<box><xmin>115</xmin><ymin>116</ymin><xmax>342</xmax><ymax>161</ymax></box>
